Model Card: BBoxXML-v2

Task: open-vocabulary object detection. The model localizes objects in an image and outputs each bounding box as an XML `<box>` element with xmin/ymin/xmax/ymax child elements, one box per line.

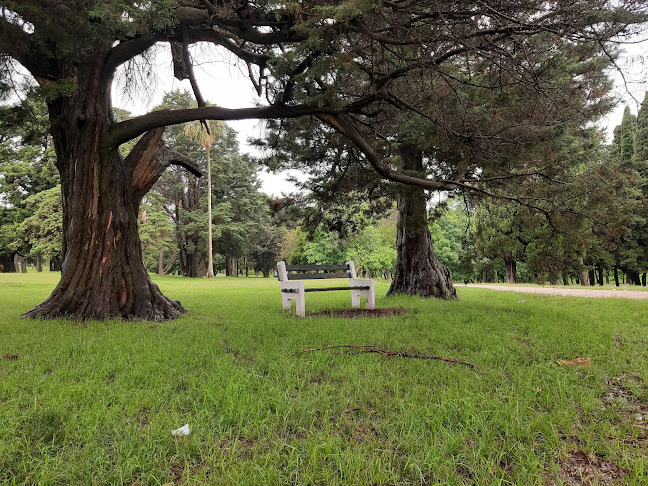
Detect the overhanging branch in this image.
<box><xmin>107</xmin><ymin>104</ymin><xmax>340</xmax><ymax>149</ymax></box>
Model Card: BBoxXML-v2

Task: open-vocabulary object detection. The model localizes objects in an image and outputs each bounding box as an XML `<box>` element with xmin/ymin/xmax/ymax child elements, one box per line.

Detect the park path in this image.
<box><xmin>458</xmin><ymin>284</ymin><xmax>648</xmax><ymax>300</ymax></box>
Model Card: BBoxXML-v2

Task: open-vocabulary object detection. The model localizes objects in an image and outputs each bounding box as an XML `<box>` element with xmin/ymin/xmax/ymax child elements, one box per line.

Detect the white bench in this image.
<box><xmin>276</xmin><ymin>261</ymin><xmax>375</xmax><ymax>317</ymax></box>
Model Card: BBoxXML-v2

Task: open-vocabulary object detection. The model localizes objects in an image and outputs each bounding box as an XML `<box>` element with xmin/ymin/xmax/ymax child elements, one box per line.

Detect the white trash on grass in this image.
<box><xmin>172</xmin><ymin>424</ymin><xmax>190</xmax><ymax>436</ymax></box>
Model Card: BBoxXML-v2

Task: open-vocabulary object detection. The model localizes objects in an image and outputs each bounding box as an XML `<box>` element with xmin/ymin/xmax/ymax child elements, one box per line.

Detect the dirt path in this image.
<box><xmin>458</xmin><ymin>284</ymin><xmax>648</xmax><ymax>300</ymax></box>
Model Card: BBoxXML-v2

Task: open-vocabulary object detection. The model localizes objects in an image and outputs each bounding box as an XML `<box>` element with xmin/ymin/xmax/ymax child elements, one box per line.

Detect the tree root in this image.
<box><xmin>291</xmin><ymin>345</ymin><xmax>476</xmax><ymax>368</ymax></box>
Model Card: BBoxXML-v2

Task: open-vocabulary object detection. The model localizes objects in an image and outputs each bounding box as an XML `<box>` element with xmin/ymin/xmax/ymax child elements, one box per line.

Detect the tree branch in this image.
<box><xmin>317</xmin><ymin>114</ymin><xmax>456</xmax><ymax>191</ymax></box>
<box><xmin>0</xmin><ymin>12</ymin><xmax>40</xmax><ymax>75</ymax></box>
<box><xmin>185</xmin><ymin>28</ymin><xmax>269</xmax><ymax>66</ymax></box>
<box><xmin>102</xmin><ymin>34</ymin><xmax>161</xmax><ymax>81</ymax></box>
<box><xmin>127</xmin><ymin>127</ymin><xmax>203</xmax><ymax>202</ymax></box>
<box><xmin>107</xmin><ymin>104</ymin><xmax>340</xmax><ymax>149</ymax></box>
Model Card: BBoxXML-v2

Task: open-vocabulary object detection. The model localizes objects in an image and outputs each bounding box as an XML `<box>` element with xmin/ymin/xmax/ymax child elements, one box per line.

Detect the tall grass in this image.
<box><xmin>1</xmin><ymin>272</ymin><xmax>646</xmax><ymax>485</ymax></box>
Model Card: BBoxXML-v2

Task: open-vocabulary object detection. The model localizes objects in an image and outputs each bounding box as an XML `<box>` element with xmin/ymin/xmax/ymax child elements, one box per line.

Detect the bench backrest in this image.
<box><xmin>276</xmin><ymin>261</ymin><xmax>358</xmax><ymax>281</ymax></box>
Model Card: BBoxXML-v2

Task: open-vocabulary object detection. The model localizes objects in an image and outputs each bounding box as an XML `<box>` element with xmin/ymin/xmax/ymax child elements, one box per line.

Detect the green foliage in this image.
<box><xmin>139</xmin><ymin>191</ymin><xmax>176</xmax><ymax>272</ymax></box>
<box><xmin>619</xmin><ymin>106</ymin><xmax>637</xmax><ymax>165</ymax></box>
<box><xmin>18</xmin><ymin>185</ymin><xmax>62</xmax><ymax>258</ymax></box>
<box><xmin>0</xmin><ymin>93</ymin><xmax>59</xmax><ymax>257</ymax></box>
<box><xmin>429</xmin><ymin>201</ymin><xmax>481</xmax><ymax>282</ymax></box>
<box><xmin>344</xmin><ymin>215</ymin><xmax>396</xmax><ymax>278</ymax></box>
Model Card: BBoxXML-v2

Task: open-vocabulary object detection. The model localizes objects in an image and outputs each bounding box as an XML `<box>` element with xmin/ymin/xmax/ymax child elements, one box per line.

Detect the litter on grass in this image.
<box><xmin>172</xmin><ymin>424</ymin><xmax>190</xmax><ymax>436</ymax></box>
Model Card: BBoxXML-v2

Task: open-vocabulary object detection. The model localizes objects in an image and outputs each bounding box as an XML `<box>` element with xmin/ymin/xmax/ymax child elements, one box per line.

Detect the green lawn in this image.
<box><xmin>1</xmin><ymin>272</ymin><xmax>647</xmax><ymax>485</ymax></box>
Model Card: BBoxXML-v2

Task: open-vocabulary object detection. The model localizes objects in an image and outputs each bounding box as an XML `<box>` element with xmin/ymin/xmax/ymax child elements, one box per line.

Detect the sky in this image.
<box><xmin>112</xmin><ymin>37</ymin><xmax>648</xmax><ymax>198</ymax></box>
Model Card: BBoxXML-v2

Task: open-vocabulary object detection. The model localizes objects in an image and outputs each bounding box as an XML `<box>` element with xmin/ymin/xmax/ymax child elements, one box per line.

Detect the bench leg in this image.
<box><xmin>367</xmin><ymin>286</ymin><xmax>375</xmax><ymax>310</ymax></box>
<box><xmin>295</xmin><ymin>293</ymin><xmax>305</xmax><ymax>318</ymax></box>
<box><xmin>282</xmin><ymin>293</ymin><xmax>292</xmax><ymax>311</ymax></box>
<box><xmin>351</xmin><ymin>291</ymin><xmax>360</xmax><ymax>308</ymax></box>
<box><xmin>280</xmin><ymin>282</ymin><xmax>306</xmax><ymax>317</ymax></box>
<box><xmin>350</xmin><ymin>280</ymin><xmax>375</xmax><ymax>310</ymax></box>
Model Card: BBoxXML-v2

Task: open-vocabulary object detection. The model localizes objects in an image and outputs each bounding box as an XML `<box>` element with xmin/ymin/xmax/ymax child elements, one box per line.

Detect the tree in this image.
<box><xmin>18</xmin><ymin>185</ymin><xmax>63</xmax><ymax>271</ymax></box>
<box><xmin>2</xmin><ymin>1</ymin><xmax>645</xmax><ymax>319</ymax></box>
<box><xmin>138</xmin><ymin>191</ymin><xmax>177</xmax><ymax>275</ymax></box>
<box><xmin>0</xmin><ymin>92</ymin><xmax>59</xmax><ymax>271</ymax></box>
<box><xmin>184</xmin><ymin>117</ymin><xmax>223</xmax><ymax>278</ymax></box>
<box><xmin>211</xmin><ymin>129</ymin><xmax>269</xmax><ymax>276</ymax></box>
<box><xmin>610</xmin><ymin>103</ymin><xmax>648</xmax><ymax>285</ymax></box>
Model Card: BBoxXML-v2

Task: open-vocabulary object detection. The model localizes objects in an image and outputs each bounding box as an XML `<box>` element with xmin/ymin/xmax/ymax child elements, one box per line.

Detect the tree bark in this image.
<box><xmin>0</xmin><ymin>253</ymin><xmax>13</xmax><ymax>273</ymax></box>
<box><xmin>36</xmin><ymin>255</ymin><xmax>42</xmax><ymax>273</ymax></box>
<box><xmin>578</xmin><ymin>257</ymin><xmax>589</xmax><ymax>286</ymax></box>
<box><xmin>50</xmin><ymin>256</ymin><xmax>62</xmax><ymax>272</ymax></box>
<box><xmin>386</xmin><ymin>145</ymin><xmax>456</xmax><ymax>300</ymax></box>
<box><xmin>642</xmin><ymin>272</ymin><xmax>647</xmax><ymax>287</ymax></box>
<box><xmin>504</xmin><ymin>258</ymin><xmax>517</xmax><ymax>284</ymax></box>
<box><xmin>562</xmin><ymin>268</ymin><xmax>569</xmax><ymax>286</ymax></box>
<box><xmin>162</xmin><ymin>251</ymin><xmax>179</xmax><ymax>276</ymax></box>
<box><xmin>158</xmin><ymin>248</ymin><xmax>165</xmax><ymax>275</ymax></box>
<box><xmin>597</xmin><ymin>266</ymin><xmax>603</xmax><ymax>287</ymax></box>
<box><xmin>226</xmin><ymin>256</ymin><xmax>238</xmax><ymax>277</ymax></box>
<box><xmin>23</xmin><ymin>70</ymin><xmax>185</xmax><ymax>320</ymax></box>
<box><xmin>614</xmin><ymin>266</ymin><xmax>619</xmax><ymax>286</ymax></box>
<box><xmin>13</xmin><ymin>253</ymin><xmax>20</xmax><ymax>273</ymax></box>
<box><xmin>206</xmin><ymin>146</ymin><xmax>214</xmax><ymax>278</ymax></box>
<box><xmin>20</xmin><ymin>257</ymin><xmax>27</xmax><ymax>273</ymax></box>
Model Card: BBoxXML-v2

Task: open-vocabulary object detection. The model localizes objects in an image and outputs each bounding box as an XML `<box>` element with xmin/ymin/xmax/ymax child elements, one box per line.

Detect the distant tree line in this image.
<box><xmin>2</xmin><ymin>90</ymin><xmax>647</xmax><ymax>289</ymax></box>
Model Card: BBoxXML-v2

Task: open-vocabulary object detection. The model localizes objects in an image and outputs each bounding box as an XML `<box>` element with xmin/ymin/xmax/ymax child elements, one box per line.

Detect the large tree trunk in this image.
<box><xmin>0</xmin><ymin>253</ymin><xmax>13</xmax><ymax>273</ymax></box>
<box><xmin>24</xmin><ymin>70</ymin><xmax>186</xmax><ymax>320</ymax></box>
<box><xmin>387</xmin><ymin>145</ymin><xmax>456</xmax><ymax>299</ymax></box>
<box><xmin>578</xmin><ymin>257</ymin><xmax>589</xmax><ymax>286</ymax></box>
<box><xmin>504</xmin><ymin>258</ymin><xmax>517</xmax><ymax>284</ymax></box>
<box><xmin>36</xmin><ymin>255</ymin><xmax>43</xmax><ymax>273</ymax></box>
<box><xmin>158</xmin><ymin>248</ymin><xmax>165</xmax><ymax>275</ymax></box>
<box><xmin>50</xmin><ymin>255</ymin><xmax>62</xmax><ymax>272</ymax></box>
<box><xmin>226</xmin><ymin>256</ymin><xmax>238</xmax><ymax>277</ymax></box>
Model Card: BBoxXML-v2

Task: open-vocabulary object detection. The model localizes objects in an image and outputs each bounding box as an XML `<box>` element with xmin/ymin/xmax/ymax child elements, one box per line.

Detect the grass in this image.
<box><xmin>1</xmin><ymin>272</ymin><xmax>647</xmax><ymax>485</ymax></box>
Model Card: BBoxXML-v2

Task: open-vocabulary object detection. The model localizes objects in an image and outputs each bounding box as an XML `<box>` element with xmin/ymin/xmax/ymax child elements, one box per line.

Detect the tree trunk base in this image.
<box><xmin>386</xmin><ymin>181</ymin><xmax>457</xmax><ymax>301</ymax></box>
<box><xmin>22</xmin><ymin>278</ymin><xmax>185</xmax><ymax>321</ymax></box>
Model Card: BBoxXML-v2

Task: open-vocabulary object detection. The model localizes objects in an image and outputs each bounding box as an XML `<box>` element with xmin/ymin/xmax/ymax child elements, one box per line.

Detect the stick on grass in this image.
<box><xmin>291</xmin><ymin>345</ymin><xmax>476</xmax><ymax>368</ymax></box>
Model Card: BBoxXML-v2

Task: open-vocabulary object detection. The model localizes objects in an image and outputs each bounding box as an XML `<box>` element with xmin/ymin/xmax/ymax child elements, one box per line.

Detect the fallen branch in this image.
<box><xmin>291</xmin><ymin>345</ymin><xmax>476</xmax><ymax>368</ymax></box>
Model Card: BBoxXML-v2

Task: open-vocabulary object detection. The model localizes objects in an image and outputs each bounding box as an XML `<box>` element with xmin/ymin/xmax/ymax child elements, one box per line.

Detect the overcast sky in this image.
<box><xmin>112</xmin><ymin>38</ymin><xmax>648</xmax><ymax>198</ymax></box>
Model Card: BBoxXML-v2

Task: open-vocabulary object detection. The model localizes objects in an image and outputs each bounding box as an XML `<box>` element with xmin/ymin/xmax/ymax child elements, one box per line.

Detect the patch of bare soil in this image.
<box><xmin>604</xmin><ymin>374</ymin><xmax>648</xmax><ymax>426</ymax></box>
<box><xmin>308</xmin><ymin>307</ymin><xmax>409</xmax><ymax>318</ymax></box>
<box><xmin>553</xmin><ymin>450</ymin><xmax>626</xmax><ymax>485</ymax></box>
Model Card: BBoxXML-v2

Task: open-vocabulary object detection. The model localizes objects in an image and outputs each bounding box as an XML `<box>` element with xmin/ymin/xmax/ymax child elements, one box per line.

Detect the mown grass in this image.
<box><xmin>1</xmin><ymin>272</ymin><xmax>647</xmax><ymax>485</ymax></box>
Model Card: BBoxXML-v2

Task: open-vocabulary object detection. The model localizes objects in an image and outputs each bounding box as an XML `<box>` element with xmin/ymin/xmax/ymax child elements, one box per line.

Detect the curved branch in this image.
<box><xmin>128</xmin><ymin>127</ymin><xmax>202</xmax><ymax>202</ymax></box>
<box><xmin>318</xmin><ymin>113</ymin><xmax>567</xmax><ymax>220</ymax></box>
<box><xmin>107</xmin><ymin>104</ymin><xmax>340</xmax><ymax>149</ymax></box>
<box><xmin>317</xmin><ymin>114</ymin><xmax>455</xmax><ymax>191</ymax></box>
<box><xmin>186</xmin><ymin>28</ymin><xmax>269</xmax><ymax>66</ymax></box>
<box><xmin>102</xmin><ymin>34</ymin><xmax>162</xmax><ymax>81</ymax></box>
<box><xmin>0</xmin><ymin>13</ymin><xmax>41</xmax><ymax>75</ymax></box>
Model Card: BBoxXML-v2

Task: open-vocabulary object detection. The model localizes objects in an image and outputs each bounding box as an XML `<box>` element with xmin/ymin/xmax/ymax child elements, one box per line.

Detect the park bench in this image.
<box><xmin>276</xmin><ymin>261</ymin><xmax>375</xmax><ymax>317</ymax></box>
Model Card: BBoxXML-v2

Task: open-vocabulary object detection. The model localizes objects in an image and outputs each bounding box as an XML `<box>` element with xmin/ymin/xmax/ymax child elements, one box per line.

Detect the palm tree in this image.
<box><xmin>184</xmin><ymin>118</ymin><xmax>223</xmax><ymax>278</ymax></box>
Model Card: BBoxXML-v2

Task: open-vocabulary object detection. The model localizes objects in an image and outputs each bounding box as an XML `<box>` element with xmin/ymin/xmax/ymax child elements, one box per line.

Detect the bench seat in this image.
<box><xmin>276</xmin><ymin>261</ymin><xmax>375</xmax><ymax>317</ymax></box>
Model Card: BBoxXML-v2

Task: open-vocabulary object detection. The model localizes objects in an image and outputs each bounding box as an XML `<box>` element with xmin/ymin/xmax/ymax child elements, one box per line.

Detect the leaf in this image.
<box><xmin>557</xmin><ymin>357</ymin><xmax>591</xmax><ymax>367</ymax></box>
